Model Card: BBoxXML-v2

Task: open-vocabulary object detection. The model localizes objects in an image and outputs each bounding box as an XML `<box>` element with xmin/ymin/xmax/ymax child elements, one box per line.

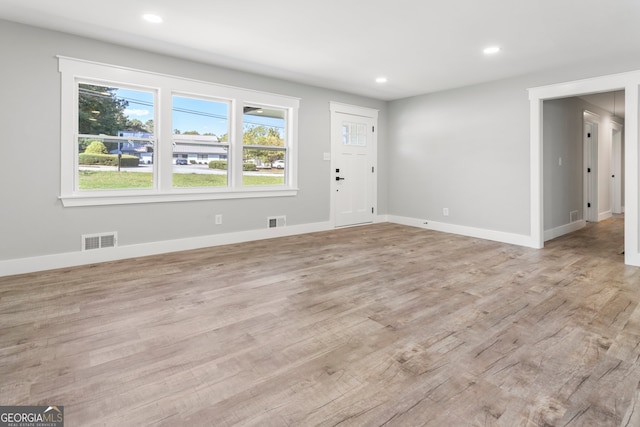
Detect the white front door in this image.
<box><xmin>330</xmin><ymin>104</ymin><xmax>377</xmax><ymax>227</ymax></box>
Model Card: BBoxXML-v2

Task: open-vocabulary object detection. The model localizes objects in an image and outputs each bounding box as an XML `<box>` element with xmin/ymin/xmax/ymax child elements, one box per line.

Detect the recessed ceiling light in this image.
<box><xmin>483</xmin><ymin>46</ymin><xmax>501</xmax><ymax>55</ymax></box>
<box><xmin>142</xmin><ymin>14</ymin><xmax>163</xmax><ymax>24</ymax></box>
<box><xmin>376</xmin><ymin>77</ymin><xmax>388</xmax><ymax>84</ymax></box>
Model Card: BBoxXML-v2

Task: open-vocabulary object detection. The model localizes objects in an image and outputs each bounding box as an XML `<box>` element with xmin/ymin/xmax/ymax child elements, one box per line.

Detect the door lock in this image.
<box><xmin>335</xmin><ymin>177</ymin><xmax>345</xmax><ymax>181</ymax></box>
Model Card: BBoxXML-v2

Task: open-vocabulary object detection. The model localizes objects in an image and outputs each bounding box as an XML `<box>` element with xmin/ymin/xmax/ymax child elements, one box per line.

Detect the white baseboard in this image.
<box><xmin>0</xmin><ymin>213</ymin><xmax>576</xmax><ymax>277</ymax></box>
<box><xmin>4</xmin><ymin>214</ymin><xmax>637</xmax><ymax>276</ymax></box>
<box><xmin>544</xmin><ymin>220</ymin><xmax>586</xmax><ymax>242</ymax></box>
<box><xmin>387</xmin><ymin>215</ymin><xmax>535</xmax><ymax>247</ymax></box>
<box><xmin>599</xmin><ymin>210</ymin><xmax>613</xmax><ymax>222</ymax></box>
<box><xmin>374</xmin><ymin>214</ymin><xmax>389</xmax><ymax>223</ymax></box>
<box><xmin>0</xmin><ymin>221</ymin><xmax>333</xmax><ymax>277</ymax></box>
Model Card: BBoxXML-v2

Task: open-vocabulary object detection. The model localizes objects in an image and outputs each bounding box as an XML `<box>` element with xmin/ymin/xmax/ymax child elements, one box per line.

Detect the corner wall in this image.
<box><xmin>388</xmin><ymin>63</ymin><xmax>640</xmax><ymax>251</ymax></box>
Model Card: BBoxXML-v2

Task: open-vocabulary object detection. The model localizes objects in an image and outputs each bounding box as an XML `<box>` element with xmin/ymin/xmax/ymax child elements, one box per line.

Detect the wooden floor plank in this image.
<box><xmin>1</xmin><ymin>215</ymin><xmax>639</xmax><ymax>426</ymax></box>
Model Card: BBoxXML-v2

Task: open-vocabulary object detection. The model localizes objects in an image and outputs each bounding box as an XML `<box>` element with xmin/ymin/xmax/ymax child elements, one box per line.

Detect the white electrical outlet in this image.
<box><xmin>443</xmin><ymin>208</ymin><xmax>449</xmax><ymax>216</ymax></box>
<box><xmin>215</xmin><ymin>214</ymin><xmax>222</xmax><ymax>225</ymax></box>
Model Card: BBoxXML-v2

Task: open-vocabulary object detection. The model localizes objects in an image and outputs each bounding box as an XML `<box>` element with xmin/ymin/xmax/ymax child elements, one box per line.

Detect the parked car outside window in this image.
<box><xmin>273</xmin><ymin>160</ymin><xmax>285</xmax><ymax>169</ymax></box>
<box><xmin>176</xmin><ymin>158</ymin><xmax>188</xmax><ymax>165</ymax></box>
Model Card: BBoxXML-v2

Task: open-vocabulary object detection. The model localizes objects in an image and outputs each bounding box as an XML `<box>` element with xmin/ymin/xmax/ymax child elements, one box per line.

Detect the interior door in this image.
<box><xmin>332</xmin><ymin>113</ymin><xmax>375</xmax><ymax>227</ymax></box>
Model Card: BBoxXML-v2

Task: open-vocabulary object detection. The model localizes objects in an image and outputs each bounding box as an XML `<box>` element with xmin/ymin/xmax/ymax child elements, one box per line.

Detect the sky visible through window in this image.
<box><xmin>116</xmin><ymin>88</ymin><xmax>284</xmax><ymax>137</ymax></box>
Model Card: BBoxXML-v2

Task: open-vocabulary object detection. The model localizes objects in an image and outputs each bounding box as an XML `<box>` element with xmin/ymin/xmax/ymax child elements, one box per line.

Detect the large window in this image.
<box><xmin>59</xmin><ymin>57</ymin><xmax>299</xmax><ymax>206</ymax></box>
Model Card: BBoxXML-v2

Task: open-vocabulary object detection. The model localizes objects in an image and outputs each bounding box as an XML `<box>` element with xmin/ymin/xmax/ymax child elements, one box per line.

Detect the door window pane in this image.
<box><xmin>342</xmin><ymin>122</ymin><xmax>367</xmax><ymax>146</ymax></box>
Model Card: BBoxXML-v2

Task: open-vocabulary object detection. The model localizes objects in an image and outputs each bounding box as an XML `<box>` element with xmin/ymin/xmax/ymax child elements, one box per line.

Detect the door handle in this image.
<box><xmin>335</xmin><ymin>177</ymin><xmax>345</xmax><ymax>181</ymax></box>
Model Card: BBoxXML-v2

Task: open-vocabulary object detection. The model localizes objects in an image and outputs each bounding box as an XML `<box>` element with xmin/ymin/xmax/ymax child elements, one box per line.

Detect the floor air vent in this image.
<box><xmin>82</xmin><ymin>232</ymin><xmax>117</xmax><ymax>251</ymax></box>
<box><xmin>267</xmin><ymin>216</ymin><xmax>286</xmax><ymax>228</ymax></box>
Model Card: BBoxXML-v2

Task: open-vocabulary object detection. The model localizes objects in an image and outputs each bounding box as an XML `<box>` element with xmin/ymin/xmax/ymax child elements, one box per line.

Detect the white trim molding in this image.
<box><xmin>388</xmin><ymin>215</ymin><xmax>534</xmax><ymax>248</ymax></box>
<box><xmin>544</xmin><ymin>220</ymin><xmax>587</xmax><ymax>242</ymax></box>
<box><xmin>0</xmin><ymin>221</ymin><xmax>332</xmax><ymax>277</ymax></box>
<box><xmin>599</xmin><ymin>211</ymin><xmax>613</xmax><ymax>222</ymax></box>
<box><xmin>0</xmin><ymin>215</ymin><xmax>532</xmax><ymax>277</ymax></box>
<box><xmin>375</xmin><ymin>214</ymin><xmax>390</xmax><ymax>223</ymax></box>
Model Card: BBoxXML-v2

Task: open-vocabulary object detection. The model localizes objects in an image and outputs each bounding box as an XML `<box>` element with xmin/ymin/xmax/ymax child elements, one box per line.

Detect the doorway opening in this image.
<box><xmin>541</xmin><ymin>91</ymin><xmax>625</xmax><ymax>256</ymax></box>
<box><xmin>530</xmin><ymin>73</ymin><xmax>640</xmax><ymax>266</ymax></box>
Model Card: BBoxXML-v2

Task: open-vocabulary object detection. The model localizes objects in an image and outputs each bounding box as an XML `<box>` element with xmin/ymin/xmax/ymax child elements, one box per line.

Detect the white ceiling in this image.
<box><xmin>2</xmin><ymin>0</ymin><xmax>640</xmax><ymax>101</ymax></box>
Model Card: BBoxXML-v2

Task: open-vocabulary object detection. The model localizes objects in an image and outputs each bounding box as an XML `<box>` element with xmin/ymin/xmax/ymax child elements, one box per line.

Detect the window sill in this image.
<box><xmin>60</xmin><ymin>187</ymin><xmax>298</xmax><ymax>207</ymax></box>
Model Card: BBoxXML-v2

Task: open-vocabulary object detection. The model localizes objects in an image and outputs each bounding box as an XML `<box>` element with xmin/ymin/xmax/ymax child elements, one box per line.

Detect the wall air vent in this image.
<box><xmin>267</xmin><ymin>216</ymin><xmax>286</xmax><ymax>229</ymax></box>
<box><xmin>82</xmin><ymin>232</ymin><xmax>118</xmax><ymax>251</ymax></box>
<box><xmin>570</xmin><ymin>210</ymin><xmax>579</xmax><ymax>223</ymax></box>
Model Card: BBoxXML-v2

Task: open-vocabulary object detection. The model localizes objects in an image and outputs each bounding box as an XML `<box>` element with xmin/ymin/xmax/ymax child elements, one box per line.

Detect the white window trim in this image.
<box><xmin>58</xmin><ymin>56</ymin><xmax>299</xmax><ymax>207</ymax></box>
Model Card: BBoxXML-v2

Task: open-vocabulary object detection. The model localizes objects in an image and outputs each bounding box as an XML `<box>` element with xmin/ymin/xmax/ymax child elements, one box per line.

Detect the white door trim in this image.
<box><xmin>583</xmin><ymin>111</ymin><xmax>599</xmax><ymax>222</ymax></box>
<box><xmin>529</xmin><ymin>71</ymin><xmax>640</xmax><ymax>266</ymax></box>
<box><xmin>612</xmin><ymin>121</ymin><xmax>624</xmax><ymax>214</ymax></box>
<box><xmin>329</xmin><ymin>102</ymin><xmax>378</xmax><ymax>227</ymax></box>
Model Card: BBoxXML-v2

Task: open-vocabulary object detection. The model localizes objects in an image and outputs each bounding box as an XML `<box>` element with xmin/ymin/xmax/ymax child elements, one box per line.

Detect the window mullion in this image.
<box><xmin>158</xmin><ymin>89</ymin><xmax>173</xmax><ymax>191</ymax></box>
<box><xmin>286</xmin><ymin>108</ymin><xmax>297</xmax><ymax>189</ymax></box>
<box><xmin>231</xmin><ymin>101</ymin><xmax>244</xmax><ymax>187</ymax></box>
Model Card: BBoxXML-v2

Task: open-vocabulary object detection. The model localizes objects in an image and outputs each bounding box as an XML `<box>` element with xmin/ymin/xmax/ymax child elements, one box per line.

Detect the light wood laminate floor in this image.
<box><xmin>2</xmin><ymin>217</ymin><xmax>640</xmax><ymax>426</ymax></box>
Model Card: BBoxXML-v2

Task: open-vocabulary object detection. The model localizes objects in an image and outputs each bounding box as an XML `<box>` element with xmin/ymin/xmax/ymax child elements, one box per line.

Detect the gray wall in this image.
<box><xmin>543</xmin><ymin>97</ymin><xmax>584</xmax><ymax>230</ymax></box>
<box><xmin>0</xmin><ymin>20</ymin><xmax>387</xmax><ymax>261</ymax></box>
<box><xmin>388</xmin><ymin>62</ymin><xmax>640</xmax><ymax>238</ymax></box>
<box><xmin>387</xmin><ymin>78</ymin><xmax>531</xmax><ymax>235</ymax></box>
